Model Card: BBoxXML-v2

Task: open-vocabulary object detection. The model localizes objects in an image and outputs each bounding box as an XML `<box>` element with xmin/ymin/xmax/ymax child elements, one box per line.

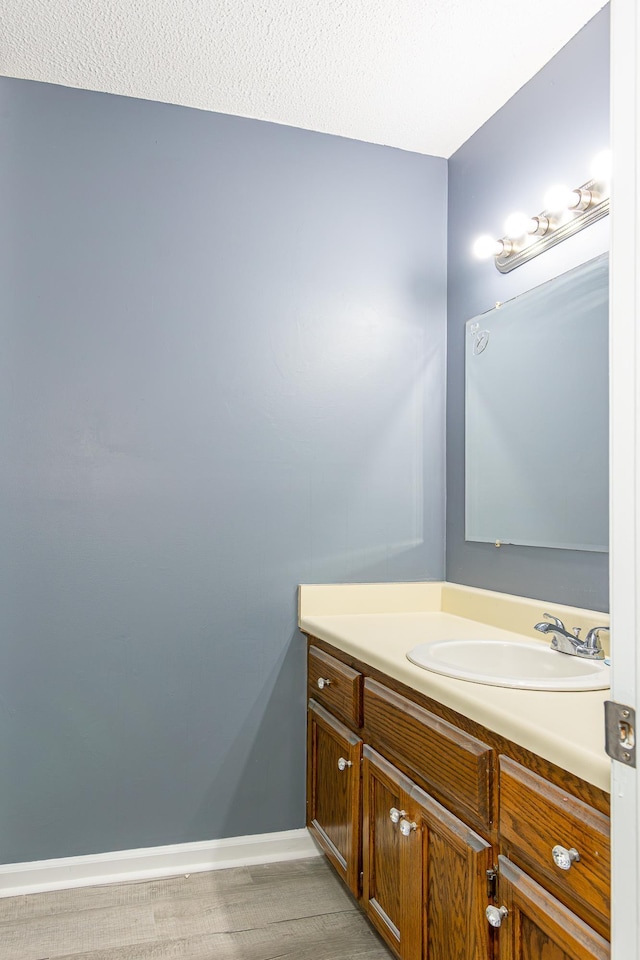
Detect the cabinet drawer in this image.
<box><xmin>308</xmin><ymin>646</ymin><xmax>362</xmax><ymax>727</ymax></box>
<box><xmin>363</xmin><ymin>678</ymin><xmax>493</xmax><ymax>834</ymax></box>
<box><xmin>499</xmin><ymin>756</ymin><xmax>610</xmax><ymax>937</ymax></box>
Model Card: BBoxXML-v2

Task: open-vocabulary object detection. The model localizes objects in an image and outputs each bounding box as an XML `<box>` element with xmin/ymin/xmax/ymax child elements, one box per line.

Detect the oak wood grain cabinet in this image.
<box><xmin>305</xmin><ymin>637</ymin><xmax>611</xmax><ymax>960</ymax></box>
<box><xmin>494</xmin><ymin>856</ymin><xmax>609</xmax><ymax>960</ymax></box>
<box><xmin>363</xmin><ymin>677</ymin><xmax>493</xmax><ymax>836</ymax></box>
<box><xmin>498</xmin><ymin>756</ymin><xmax>610</xmax><ymax>939</ymax></box>
<box><xmin>362</xmin><ymin>746</ymin><xmax>493</xmax><ymax>960</ymax></box>
<box><xmin>307</xmin><ymin>699</ymin><xmax>362</xmax><ymax>896</ymax></box>
<box><xmin>362</xmin><ymin>747</ymin><xmax>421</xmax><ymax>959</ymax></box>
<box><xmin>308</xmin><ymin>644</ymin><xmax>363</xmax><ymax>727</ymax></box>
<box><xmin>491</xmin><ymin>757</ymin><xmax>611</xmax><ymax>960</ymax></box>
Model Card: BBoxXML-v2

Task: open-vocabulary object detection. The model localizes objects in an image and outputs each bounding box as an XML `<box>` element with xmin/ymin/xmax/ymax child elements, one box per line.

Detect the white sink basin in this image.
<box><xmin>406</xmin><ymin>638</ymin><xmax>610</xmax><ymax>691</ymax></box>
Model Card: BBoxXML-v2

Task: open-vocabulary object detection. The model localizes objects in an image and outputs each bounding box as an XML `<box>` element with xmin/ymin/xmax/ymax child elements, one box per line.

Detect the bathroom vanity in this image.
<box><xmin>300</xmin><ymin>583</ymin><xmax>611</xmax><ymax>960</ymax></box>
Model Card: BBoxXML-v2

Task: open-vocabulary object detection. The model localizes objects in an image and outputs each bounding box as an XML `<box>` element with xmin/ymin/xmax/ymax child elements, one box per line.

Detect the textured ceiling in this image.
<box><xmin>0</xmin><ymin>0</ymin><xmax>607</xmax><ymax>157</ymax></box>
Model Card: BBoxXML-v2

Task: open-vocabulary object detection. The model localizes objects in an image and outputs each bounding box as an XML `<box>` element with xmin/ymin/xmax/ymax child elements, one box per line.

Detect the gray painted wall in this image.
<box><xmin>446</xmin><ymin>7</ymin><xmax>610</xmax><ymax>612</ymax></box>
<box><xmin>1</xmin><ymin>78</ymin><xmax>447</xmax><ymax>864</ymax></box>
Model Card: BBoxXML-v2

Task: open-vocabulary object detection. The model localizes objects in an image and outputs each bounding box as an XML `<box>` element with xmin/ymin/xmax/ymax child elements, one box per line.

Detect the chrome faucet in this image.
<box><xmin>534</xmin><ymin>613</ymin><xmax>608</xmax><ymax>660</ymax></box>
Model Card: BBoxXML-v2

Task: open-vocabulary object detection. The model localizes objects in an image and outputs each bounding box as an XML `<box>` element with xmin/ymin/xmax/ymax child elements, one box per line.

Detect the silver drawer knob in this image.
<box><xmin>389</xmin><ymin>807</ymin><xmax>406</xmax><ymax>824</ymax></box>
<box><xmin>317</xmin><ymin>677</ymin><xmax>331</xmax><ymax>690</ymax></box>
<box><xmin>486</xmin><ymin>905</ymin><xmax>508</xmax><ymax>928</ymax></box>
<box><xmin>399</xmin><ymin>818</ymin><xmax>417</xmax><ymax>836</ymax></box>
<box><xmin>337</xmin><ymin>757</ymin><xmax>352</xmax><ymax>771</ymax></box>
<box><xmin>552</xmin><ymin>845</ymin><xmax>580</xmax><ymax>870</ymax></box>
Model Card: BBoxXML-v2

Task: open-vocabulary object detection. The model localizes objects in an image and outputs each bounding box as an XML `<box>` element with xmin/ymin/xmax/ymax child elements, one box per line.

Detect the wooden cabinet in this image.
<box><xmin>362</xmin><ymin>746</ymin><xmax>493</xmax><ymax>960</ymax></box>
<box><xmin>364</xmin><ymin>677</ymin><xmax>493</xmax><ymax>835</ymax></box>
<box><xmin>494</xmin><ymin>856</ymin><xmax>609</xmax><ymax>960</ymax></box>
<box><xmin>498</xmin><ymin>757</ymin><xmax>610</xmax><ymax>938</ymax></box>
<box><xmin>305</xmin><ymin>638</ymin><xmax>611</xmax><ymax>960</ymax></box>
<box><xmin>362</xmin><ymin>747</ymin><xmax>422</xmax><ymax>960</ymax></box>
<box><xmin>492</xmin><ymin>757</ymin><xmax>610</xmax><ymax>959</ymax></box>
<box><xmin>415</xmin><ymin>779</ymin><xmax>493</xmax><ymax>960</ymax></box>
<box><xmin>308</xmin><ymin>645</ymin><xmax>363</xmax><ymax>727</ymax></box>
<box><xmin>306</xmin><ymin>699</ymin><xmax>362</xmax><ymax>896</ymax></box>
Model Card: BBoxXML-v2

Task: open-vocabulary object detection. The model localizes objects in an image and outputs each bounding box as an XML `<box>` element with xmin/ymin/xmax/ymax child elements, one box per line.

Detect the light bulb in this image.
<box><xmin>543</xmin><ymin>184</ymin><xmax>580</xmax><ymax>212</ymax></box>
<box><xmin>590</xmin><ymin>149</ymin><xmax>611</xmax><ymax>183</ymax></box>
<box><xmin>472</xmin><ymin>235</ymin><xmax>502</xmax><ymax>259</ymax></box>
<box><xmin>529</xmin><ymin>215</ymin><xmax>550</xmax><ymax>237</ymax></box>
<box><xmin>504</xmin><ymin>211</ymin><xmax>535</xmax><ymax>237</ymax></box>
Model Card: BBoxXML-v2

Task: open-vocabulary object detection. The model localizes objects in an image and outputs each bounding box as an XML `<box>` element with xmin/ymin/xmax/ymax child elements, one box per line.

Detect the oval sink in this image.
<box><xmin>406</xmin><ymin>638</ymin><xmax>610</xmax><ymax>691</ymax></box>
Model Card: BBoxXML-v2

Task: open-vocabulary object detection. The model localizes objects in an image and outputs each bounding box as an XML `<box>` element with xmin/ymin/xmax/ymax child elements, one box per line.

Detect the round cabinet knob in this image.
<box><xmin>399</xmin><ymin>819</ymin><xmax>417</xmax><ymax>836</ymax></box>
<box><xmin>486</xmin><ymin>906</ymin><xmax>508</xmax><ymax>928</ymax></box>
<box><xmin>316</xmin><ymin>677</ymin><xmax>331</xmax><ymax>690</ymax></box>
<box><xmin>552</xmin><ymin>845</ymin><xmax>581</xmax><ymax>871</ymax></box>
<box><xmin>389</xmin><ymin>807</ymin><xmax>406</xmax><ymax>824</ymax></box>
<box><xmin>337</xmin><ymin>757</ymin><xmax>352</xmax><ymax>771</ymax></box>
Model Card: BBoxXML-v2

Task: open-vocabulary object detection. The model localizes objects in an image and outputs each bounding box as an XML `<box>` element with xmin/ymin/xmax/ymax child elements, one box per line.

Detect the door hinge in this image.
<box><xmin>486</xmin><ymin>866</ymin><xmax>498</xmax><ymax>900</ymax></box>
<box><xmin>604</xmin><ymin>701</ymin><xmax>636</xmax><ymax>767</ymax></box>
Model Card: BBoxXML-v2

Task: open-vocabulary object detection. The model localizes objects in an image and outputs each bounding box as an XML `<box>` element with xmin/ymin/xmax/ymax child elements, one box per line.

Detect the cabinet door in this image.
<box><xmin>362</xmin><ymin>746</ymin><xmax>421</xmax><ymax>960</ymax></box>
<box><xmin>412</xmin><ymin>779</ymin><xmax>493</xmax><ymax>960</ymax></box>
<box><xmin>495</xmin><ymin>856</ymin><xmax>609</xmax><ymax>960</ymax></box>
<box><xmin>363</xmin><ymin>746</ymin><xmax>494</xmax><ymax>960</ymax></box>
<box><xmin>307</xmin><ymin>699</ymin><xmax>362</xmax><ymax>896</ymax></box>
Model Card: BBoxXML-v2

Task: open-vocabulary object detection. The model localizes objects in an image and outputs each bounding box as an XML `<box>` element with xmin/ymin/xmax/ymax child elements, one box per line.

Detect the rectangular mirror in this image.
<box><xmin>465</xmin><ymin>253</ymin><xmax>609</xmax><ymax>552</ymax></box>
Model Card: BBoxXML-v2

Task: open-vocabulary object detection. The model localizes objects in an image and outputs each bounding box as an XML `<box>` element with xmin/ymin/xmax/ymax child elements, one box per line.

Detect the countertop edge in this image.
<box><xmin>301</xmin><ymin>612</ymin><xmax>610</xmax><ymax>795</ymax></box>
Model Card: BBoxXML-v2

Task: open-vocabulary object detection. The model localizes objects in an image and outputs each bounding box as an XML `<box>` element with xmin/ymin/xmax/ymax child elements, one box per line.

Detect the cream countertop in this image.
<box><xmin>298</xmin><ymin>582</ymin><xmax>610</xmax><ymax>793</ymax></box>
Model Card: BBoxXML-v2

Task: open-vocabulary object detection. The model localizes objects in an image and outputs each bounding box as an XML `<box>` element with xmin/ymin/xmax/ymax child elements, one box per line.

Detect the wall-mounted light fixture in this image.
<box><xmin>472</xmin><ymin>151</ymin><xmax>611</xmax><ymax>273</ymax></box>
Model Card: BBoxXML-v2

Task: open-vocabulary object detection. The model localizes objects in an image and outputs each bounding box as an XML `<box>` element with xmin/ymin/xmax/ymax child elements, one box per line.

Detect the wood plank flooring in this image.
<box><xmin>0</xmin><ymin>857</ymin><xmax>394</xmax><ymax>960</ymax></box>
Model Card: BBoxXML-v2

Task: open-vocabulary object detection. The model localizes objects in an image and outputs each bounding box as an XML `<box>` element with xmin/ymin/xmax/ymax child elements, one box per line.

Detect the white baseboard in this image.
<box><xmin>0</xmin><ymin>828</ymin><xmax>321</xmax><ymax>898</ymax></box>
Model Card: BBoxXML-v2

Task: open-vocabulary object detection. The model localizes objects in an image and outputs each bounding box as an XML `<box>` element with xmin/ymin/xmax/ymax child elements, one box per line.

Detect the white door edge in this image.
<box><xmin>610</xmin><ymin>1</ymin><xmax>640</xmax><ymax>957</ymax></box>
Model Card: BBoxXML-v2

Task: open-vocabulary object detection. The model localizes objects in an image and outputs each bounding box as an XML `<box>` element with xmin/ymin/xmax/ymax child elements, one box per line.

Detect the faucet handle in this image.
<box><xmin>543</xmin><ymin>612</ymin><xmax>566</xmax><ymax>632</ymax></box>
<box><xmin>584</xmin><ymin>625</ymin><xmax>609</xmax><ymax>652</ymax></box>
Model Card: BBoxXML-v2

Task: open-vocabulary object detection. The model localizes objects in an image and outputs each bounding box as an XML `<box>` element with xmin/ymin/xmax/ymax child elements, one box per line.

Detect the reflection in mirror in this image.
<box><xmin>465</xmin><ymin>253</ymin><xmax>608</xmax><ymax>552</ymax></box>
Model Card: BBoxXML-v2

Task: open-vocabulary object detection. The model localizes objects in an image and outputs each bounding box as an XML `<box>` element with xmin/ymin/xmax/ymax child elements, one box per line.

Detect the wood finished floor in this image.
<box><xmin>0</xmin><ymin>857</ymin><xmax>394</xmax><ymax>960</ymax></box>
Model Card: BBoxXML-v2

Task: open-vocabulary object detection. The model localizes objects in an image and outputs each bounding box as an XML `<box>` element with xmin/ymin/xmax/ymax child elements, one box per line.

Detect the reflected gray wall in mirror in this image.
<box><xmin>465</xmin><ymin>254</ymin><xmax>608</xmax><ymax>552</ymax></box>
